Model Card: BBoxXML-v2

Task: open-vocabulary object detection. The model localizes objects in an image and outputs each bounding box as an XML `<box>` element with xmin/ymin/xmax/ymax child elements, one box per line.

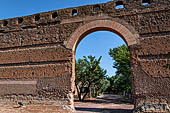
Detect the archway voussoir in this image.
<box><xmin>113</xmin><ymin>23</ymin><xmax>122</xmax><ymax>32</ymax></box>
<box><xmin>67</xmin><ymin>19</ymin><xmax>138</xmax><ymax>52</ymax></box>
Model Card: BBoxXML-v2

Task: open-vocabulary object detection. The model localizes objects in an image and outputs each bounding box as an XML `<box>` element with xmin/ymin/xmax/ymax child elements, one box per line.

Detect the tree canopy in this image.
<box><xmin>75</xmin><ymin>56</ymin><xmax>107</xmax><ymax>101</ymax></box>
<box><xmin>108</xmin><ymin>44</ymin><xmax>131</xmax><ymax>94</ymax></box>
<box><xmin>75</xmin><ymin>45</ymin><xmax>132</xmax><ymax>100</ymax></box>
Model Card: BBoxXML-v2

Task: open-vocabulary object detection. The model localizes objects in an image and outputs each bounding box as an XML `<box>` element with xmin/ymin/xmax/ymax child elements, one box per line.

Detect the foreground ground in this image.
<box><xmin>0</xmin><ymin>104</ymin><xmax>69</xmax><ymax>113</ymax></box>
<box><xmin>0</xmin><ymin>95</ymin><xmax>134</xmax><ymax>113</ymax></box>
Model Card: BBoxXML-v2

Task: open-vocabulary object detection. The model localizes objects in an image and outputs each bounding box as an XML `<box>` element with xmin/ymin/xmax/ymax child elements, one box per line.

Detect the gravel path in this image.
<box><xmin>74</xmin><ymin>94</ymin><xmax>134</xmax><ymax>113</ymax></box>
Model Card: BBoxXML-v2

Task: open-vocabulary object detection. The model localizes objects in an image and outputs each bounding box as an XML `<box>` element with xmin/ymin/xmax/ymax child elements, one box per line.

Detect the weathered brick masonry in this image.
<box><xmin>0</xmin><ymin>0</ymin><xmax>170</xmax><ymax>112</ymax></box>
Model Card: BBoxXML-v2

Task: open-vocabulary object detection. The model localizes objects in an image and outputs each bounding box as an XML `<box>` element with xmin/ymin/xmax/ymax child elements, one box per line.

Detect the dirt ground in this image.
<box><xmin>0</xmin><ymin>95</ymin><xmax>134</xmax><ymax>113</ymax></box>
<box><xmin>0</xmin><ymin>104</ymin><xmax>69</xmax><ymax>113</ymax></box>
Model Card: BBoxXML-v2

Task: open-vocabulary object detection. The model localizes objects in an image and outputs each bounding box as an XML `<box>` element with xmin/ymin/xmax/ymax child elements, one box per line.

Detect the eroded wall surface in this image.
<box><xmin>0</xmin><ymin>0</ymin><xmax>170</xmax><ymax>112</ymax></box>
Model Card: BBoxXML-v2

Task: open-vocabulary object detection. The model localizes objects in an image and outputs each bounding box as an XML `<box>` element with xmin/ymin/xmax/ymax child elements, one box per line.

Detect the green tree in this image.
<box><xmin>105</xmin><ymin>76</ymin><xmax>116</xmax><ymax>94</ymax></box>
<box><xmin>108</xmin><ymin>44</ymin><xmax>131</xmax><ymax>94</ymax></box>
<box><xmin>75</xmin><ymin>56</ymin><xmax>106</xmax><ymax>101</ymax></box>
<box><xmin>94</xmin><ymin>78</ymin><xmax>110</xmax><ymax>96</ymax></box>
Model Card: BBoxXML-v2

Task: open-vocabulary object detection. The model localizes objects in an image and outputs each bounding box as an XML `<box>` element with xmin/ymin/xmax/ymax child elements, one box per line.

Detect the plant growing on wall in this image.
<box><xmin>163</xmin><ymin>52</ymin><xmax>170</xmax><ymax>69</ymax></box>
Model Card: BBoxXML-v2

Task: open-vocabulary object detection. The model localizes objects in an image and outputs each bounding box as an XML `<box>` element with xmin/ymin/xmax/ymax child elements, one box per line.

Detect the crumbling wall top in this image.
<box><xmin>0</xmin><ymin>0</ymin><xmax>169</xmax><ymax>32</ymax></box>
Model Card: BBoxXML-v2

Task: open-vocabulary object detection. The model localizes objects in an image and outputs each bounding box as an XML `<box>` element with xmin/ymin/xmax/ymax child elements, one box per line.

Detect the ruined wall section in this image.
<box><xmin>113</xmin><ymin>1</ymin><xmax>170</xmax><ymax>112</ymax></box>
<box><xmin>0</xmin><ymin>8</ymin><xmax>83</xmax><ymax>105</ymax></box>
<box><xmin>0</xmin><ymin>0</ymin><xmax>169</xmax><ymax>112</ymax></box>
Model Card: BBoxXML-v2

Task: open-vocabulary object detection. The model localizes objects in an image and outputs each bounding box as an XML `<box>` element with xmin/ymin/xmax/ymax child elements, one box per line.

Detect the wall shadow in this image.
<box><xmin>75</xmin><ymin>107</ymin><xmax>133</xmax><ymax>113</ymax></box>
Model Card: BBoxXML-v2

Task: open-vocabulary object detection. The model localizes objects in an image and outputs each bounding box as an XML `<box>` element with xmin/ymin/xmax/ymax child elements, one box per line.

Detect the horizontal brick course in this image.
<box><xmin>0</xmin><ymin>45</ymin><xmax>71</xmax><ymax>64</ymax></box>
<box><xmin>0</xmin><ymin>63</ymin><xmax>71</xmax><ymax>79</ymax></box>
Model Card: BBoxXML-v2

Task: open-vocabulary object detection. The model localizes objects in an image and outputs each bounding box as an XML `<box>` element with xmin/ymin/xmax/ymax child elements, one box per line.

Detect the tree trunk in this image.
<box><xmin>82</xmin><ymin>83</ymin><xmax>91</xmax><ymax>101</ymax></box>
<box><xmin>75</xmin><ymin>83</ymin><xmax>82</xmax><ymax>101</ymax></box>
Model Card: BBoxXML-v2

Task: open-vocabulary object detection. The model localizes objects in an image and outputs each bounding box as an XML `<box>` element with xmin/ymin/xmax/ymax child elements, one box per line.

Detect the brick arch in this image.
<box><xmin>66</xmin><ymin>19</ymin><xmax>140</xmax><ymax>108</ymax></box>
<box><xmin>65</xmin><ymin>19</ymin><xmax>139</xmax><ymax>51</ymax></box>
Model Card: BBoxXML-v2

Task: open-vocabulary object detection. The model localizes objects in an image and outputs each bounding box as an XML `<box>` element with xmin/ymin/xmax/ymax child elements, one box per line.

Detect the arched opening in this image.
<box><xmin>74</xmin><ymin>31</ymin><xmax>133</xmax><ymax>112</ymax></box>
<box><xmin>65</xmin><ymin>19</ymin><xmax>139</xmax><ymax>112</ymax></box>
<box><xmin>74</xmin><ymin>31</ymin><xmax>134</xmax><ymax>112</ymax></box>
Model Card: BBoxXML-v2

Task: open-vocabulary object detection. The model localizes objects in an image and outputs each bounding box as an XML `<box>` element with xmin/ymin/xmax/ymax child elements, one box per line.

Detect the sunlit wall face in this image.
<box><xmin>75</xmin><ymin>31</ymin><xmax>126</xmax><ymax>77</ymax></box>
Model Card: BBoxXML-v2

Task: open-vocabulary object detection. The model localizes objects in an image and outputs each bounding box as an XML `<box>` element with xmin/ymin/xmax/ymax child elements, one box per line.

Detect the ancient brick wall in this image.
<box><xmin>0</xmin><ymin>0</ymin><xmax>170</xmax><ymax>112</ymax></box>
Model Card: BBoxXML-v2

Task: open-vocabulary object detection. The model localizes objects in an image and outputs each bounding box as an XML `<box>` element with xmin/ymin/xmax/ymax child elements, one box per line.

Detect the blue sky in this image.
<box><xmin>76</xmin><ymin>31</ymin><xmax>125</xmax><ymax>77</ymax></box>
<box><xmin>0</xmin><ymin>0</ymin><xmax>126</xmax><ymax>76</ymax></box>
